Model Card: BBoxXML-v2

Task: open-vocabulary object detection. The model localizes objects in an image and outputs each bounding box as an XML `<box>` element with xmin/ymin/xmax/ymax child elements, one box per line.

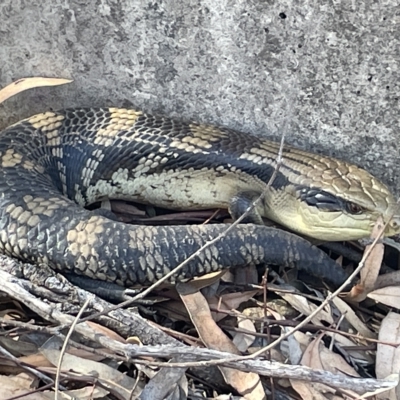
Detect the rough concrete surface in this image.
<box><xmin>0</xmin><ymin>1</ymin><xmax>399</xmax><ymax>193</ymax></box>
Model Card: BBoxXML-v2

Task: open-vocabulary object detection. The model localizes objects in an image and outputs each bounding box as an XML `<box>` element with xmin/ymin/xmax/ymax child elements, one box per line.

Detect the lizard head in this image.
<box><xmin>262</xmin><ymin>155</ymin><xmax>400</xmax><ymax>241</ymax></box>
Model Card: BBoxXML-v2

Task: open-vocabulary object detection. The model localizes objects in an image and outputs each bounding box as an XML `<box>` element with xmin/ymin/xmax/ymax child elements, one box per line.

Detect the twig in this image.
<box><xmin>123</xmin><ymin>345</ymin><xmax>397</xmax><ymax>394</ymax></box>
<box><xmin>54</xmin><ymin>295</ymin><xmax>93</xmax><ymax>399</ymax></box>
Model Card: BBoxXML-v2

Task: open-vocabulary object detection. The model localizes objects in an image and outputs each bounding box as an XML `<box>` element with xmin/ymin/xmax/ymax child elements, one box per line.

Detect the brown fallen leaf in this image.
<box><xmin>347</xmin><ymin>217</ymin><xmax>385</xmax><ymax>302</ymax></box>
<box><xmin>18</xmin><ymin>353</ymin><xmax>54</xmax><ymax>369</ymax></box>
<box><xmin>319</xmin><ymin>342</ymin><xmax>360</xmax><ymax>378</ymax></box>
<box><xmin>0</xmin><ymin>77</ymin><xmax>72</xmax><ymax>104</ymax></box>
<box><xmin>359</xmin><ymin>217</ymin><xmax>385</xmax><ymax>290</ymax></box>
<box><xmin>177</xmin><ymin>282</ymin><xmax>266</xmax><ymax>400</ymax></box>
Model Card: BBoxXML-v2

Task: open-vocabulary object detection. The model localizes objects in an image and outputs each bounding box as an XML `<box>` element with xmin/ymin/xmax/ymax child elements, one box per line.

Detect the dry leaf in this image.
<box><xmin>290</xmin><ymin>380</ymin><xmax>330</xmax><ymax>400</ymax></box>
<box><xmin>57</xmin><ymin>386</ymin><xmax>110</xmax><ymax>399</ymax></box>
<box><xmin>374</xmin><ymin>271</ymin><xmax>400</xmax><ymax>290</ymax></box>
<box><xmin>376</xmin><ymin>312</ymin><xmax>400</xmax><ymax>399</ymax></box>
<box><xmin>0</xmin><ymin>373</ymin><xmax>46</xmax><ymax>399</ymax></box>
<box><xmin>331</xmin><ymin>296</ymin><xmax>376</xmax><ymax>339</ymax></box>
<box><xmin>208</xmin><ymin>290</ymin><xmax>260</xmax><ymax>321</ymax></box>
<box><xmin>324</xmin><ymin>332</ymin><xmax>374</xmax><ymax>364</ymax></box>
<box><xmin>232</xmin><ymin>317</ymin><xmax>256</xmax><ymax>352</ymax></box>
<box><xmin>286</xmin><ymin>329</ymin><xmax>304</xmax><ymax>365</ymax></box>
<box><xmin>298</xmin><ymin>335</ymin><xmax>335</xmax><ymax>395</ymax></box>
<box><xmin>292</xmin><ymin>334</ymin><xmax>359</xmax><ymax>398</ymax></box>
<box><xmin>40</xmin><ymin>347</ymin><xmax>138</xmax><ymax>399</ymax></box>
<box><xmin>190</xmin><ymin>270</ymin><xmax>228</xmax><ymax>290</ymax></box>
<box><xmin>319</xmin><ymin>345</ymin><xmax>359</xmax><ymax>377</ymax></box>
<box><xmin>19</xmin><ymin>353</ymin><xmax>54</xmax><ymax>368</ymax></box>
<box><xmin>292</xmin><ymin>331</ymin><xmax>312</xmax><ymax>346</ymax></box>
<box><xmin>0</xmin><ymin>77</ymin><xmax>72</xmax><ymax>104</ymax></box>
<box><xmin>177</xmin><ymin>282</ymin><xmax>265</xmax><ymax>400</ymax></box>
<box><xmin>368</xmin><ymin>286</ymin><xmax>400</xmax><ymax>309</ymax></box>
<box><xmin>140</xmin><ymin>366</ymin><xmax>188</xmax><ymax>400</ymax></box>
<box><xmin>0</xmin><ymin>336</ymin><xmax>39</xmax><ymax>357</ymax></box>
<box><xmin>360</xmin><ymin>217</ymin><xmax>384</xmax><ymax>288</ymax></box>
<box><xmin>348</xmin><ymin>217</ymin><xmax>384</xmax><ymax>301</ymax></box>
<box><xmin>280</xmin><ymin>293</ymin><xmax>333</xmax><ymax>326</ymax></box>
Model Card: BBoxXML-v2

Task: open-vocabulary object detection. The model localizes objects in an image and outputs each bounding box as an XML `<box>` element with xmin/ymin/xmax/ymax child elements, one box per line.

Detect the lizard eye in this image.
<box><xmin>345</xmin><ymin>202</ymin><xmax>364</xmax><ymax>215</ymax></box>
<box><xmin>298</xmin><ymin>186</ymin><xmax>365</xmax><ymax>215</ymax></box>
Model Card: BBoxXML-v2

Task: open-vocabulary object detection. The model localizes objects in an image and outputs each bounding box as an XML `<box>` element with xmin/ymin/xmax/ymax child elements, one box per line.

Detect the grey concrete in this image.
<box><xmin>0</xmin><ymin>0</ymin><xmax>399</xmax><ymax>193</ymax></box>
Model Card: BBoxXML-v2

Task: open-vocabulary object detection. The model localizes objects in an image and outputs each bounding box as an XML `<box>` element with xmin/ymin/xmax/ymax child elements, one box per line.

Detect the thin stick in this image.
<box><xmin>54</xmin><ymin>296</ymin><xmax>92</xmax><ymax>399</ymax></box>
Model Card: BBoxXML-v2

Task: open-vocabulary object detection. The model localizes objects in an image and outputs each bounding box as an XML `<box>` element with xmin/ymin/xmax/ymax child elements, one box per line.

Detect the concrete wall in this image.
<box><xmin>1</xmin><ymin>0</ymin><xmax>399</xmax><ymax>194</ymax></box>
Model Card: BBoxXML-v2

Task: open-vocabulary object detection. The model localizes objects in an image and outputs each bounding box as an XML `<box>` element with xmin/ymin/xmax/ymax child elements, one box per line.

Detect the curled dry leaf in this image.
<box><xmin>0</xmin><ymin>77</ymin><xmax>72</xmax><ymax>104</ymax></box>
